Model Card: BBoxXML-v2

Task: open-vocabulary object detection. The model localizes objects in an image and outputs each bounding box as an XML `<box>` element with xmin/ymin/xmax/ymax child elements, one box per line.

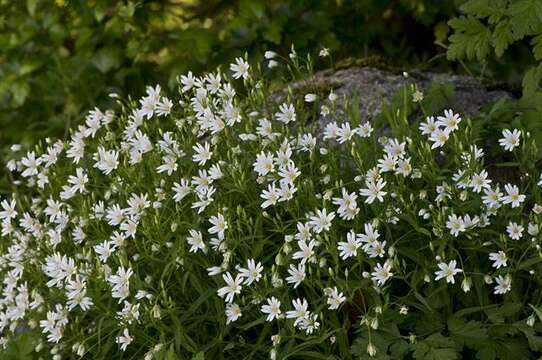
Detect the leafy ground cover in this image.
<box><xmin>0</xmin><ymin>51</ymin><xmax>541</xmax><ymax>359</ymax></box>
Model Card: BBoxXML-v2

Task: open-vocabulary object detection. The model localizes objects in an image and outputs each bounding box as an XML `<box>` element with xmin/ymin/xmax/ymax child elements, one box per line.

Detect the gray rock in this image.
<box><xmin>286</xmin><ymin>66</ymin><xmax>512</xmax><ymax>129</ymax></box>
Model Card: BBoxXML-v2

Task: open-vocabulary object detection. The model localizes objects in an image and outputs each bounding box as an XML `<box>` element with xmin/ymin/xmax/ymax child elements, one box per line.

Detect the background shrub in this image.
<box><xmin>0</xmin><ymin>0</ymin><xmax>457</xmax><ymax>146</ymax></box>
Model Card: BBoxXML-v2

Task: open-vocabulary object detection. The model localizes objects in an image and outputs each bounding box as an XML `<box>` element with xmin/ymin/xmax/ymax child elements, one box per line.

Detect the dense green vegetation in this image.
<box><xmin>1</xmin><ymin>0</ymin><xmax>458</xmax><ymax>146</ymax></box>
<box><xmin>2</xmin><ymin>1</ymin><xmax>542</xmax><ymax>359</ymax></box>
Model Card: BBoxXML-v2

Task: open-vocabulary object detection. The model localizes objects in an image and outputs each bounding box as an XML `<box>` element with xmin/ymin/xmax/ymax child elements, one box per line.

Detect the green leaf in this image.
<box><xmin>239</xmin><ymin>0</ymin><xmax>265</xmax><ymax>19</ymax></box>
<box><xmin>263</xmin><ymin>21</ymin><xmax>282</xmax><ymax>44</ymax></box>
<box><xmin>508</xmin><ymin>0</ymin><xmax>542</xmax><ymax>39</ymax></box>
<box><xmin>26</xmin><ymin>0</ymin><xmax>39</xmax><ymax>17</ymax></box>
<box><xmin>491</xmin><ymin>21</ymin><xmax>514</xmax><ymax>57</ymax></box>
<box><xmin>18</xmin><ymin>61</ymin><xmax>41</xmax><ymax>76</ymax></box>
<box><xmin>522</xmin><ymin>63</ymin><xmax>542</xmax><ymax>98</ymax></box>
<box><xmin>475</xmin><ymin>346</ymin><xmax>496</xmax><ymax>360</ymax></box>
<box><xmin>447</xmin><ymin>317</ymin><xmax>488</xmax><ymax>349</ymax></box>
<box><xmin>421</xmin><ymin>81</ymin><xmax>455</xmax><ymax>115</ymax></box>
<box><xmin>447</xmin><ymin>16</ymin><xmax>492</xmax><ymax>60</ymax></box>
<box><xmin>485</xmin><ymin>302</ymin><xmax>522</xmax><ymax>323</ymax></box>
<box><xmin>191</xmin><ymin>351</ymin><xmax>205</xmax><ymax>360</ymax></box>
<box><xmin>412</xmin><ymin>333</ymin><xmax>459</xmax><ymax>360</ymax></box>
<box><xmin>92</xmin><ymin>47</ymin><xmax>121</xmax><ymax>73</ymax></box>
<box><xmin>434</xmin><ymin>21</ymin><xmax>449</xmax><ymax>43</ymax></box>
<box><xmin>460</xmin><ymin>0</ymin><xmax>507</xmax><ymax>23</ymax></box>
<box><xmin>529</xmin><ymin>304</ymin><xmax>542</xmax><ymax>322</ymax></box>
<box><xmin>531</xmin><ymin>34</ymin><xmax>542</xmax><ymax>60</ymax></box>
<box><xmin>12</xmin><ymin>82</ymin><xmax>29</xmax><ymax>107</ymax></box>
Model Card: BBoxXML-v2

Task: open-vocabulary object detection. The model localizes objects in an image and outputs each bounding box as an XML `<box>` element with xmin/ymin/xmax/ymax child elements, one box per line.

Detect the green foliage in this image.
<box><xmin>447</xmin><ymin>0</ymin><xmax>542</xmax><ymax>148</ymax></box>
<box><xmin>448</xmin><ymin>16</ymin><xmax>492</xmax><ymax>60</ymax></box>
<box><xmin>0</xmin><ymin>0</ymin><xmax>457</xmax><ymax>146</ymax></box>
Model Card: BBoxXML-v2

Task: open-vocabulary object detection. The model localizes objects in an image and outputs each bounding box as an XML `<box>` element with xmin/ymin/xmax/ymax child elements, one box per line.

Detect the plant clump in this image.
<box><xmin>1</xmin><ymin>50</ymin><xmax>542</xmax><ymax>359</ymax></box>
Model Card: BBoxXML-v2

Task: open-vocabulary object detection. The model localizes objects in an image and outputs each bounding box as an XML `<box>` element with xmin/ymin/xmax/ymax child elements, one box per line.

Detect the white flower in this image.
<box><xmin>494</xmin><ymin>274</ymin><xmax>512</xmax><ymax>294</ymax></box>
<box><xmin>157</xmin><ymin>155</ymin><xmax>178</xmax><ymax>175</ymax></box>
<box><xmin>319</xmin><ymin>48</ymin><xmax>330</xmax><ymax>57</ymax></box>
<box><xmin>66</xmin><ymin>276</ymin><xmax>93</xmax><ymax>311</ymax></box>
<box><xmin>292</xmin><ymin>239</ymin><xmax>317</xmax><ymax>265</ymax></box>
<box><xmin>528</xmin><ymin>222</ymin><xmax>539</xmax><ymax>236</ymax></box>
<box><xmin>326</xmin><ymin>287</ymin><xmax>346</xmax><ymax>310</ymax></box>
<box><xmin>93</xmin><ymin>147</ymin><xmax>119</xmax><ymax>175</ymax></box>
<box><xmin>225</xmin><ymin>303</ymin><xmax>242</xmax><ymax>324</ymax></box>
<box><xmin>261</xmin><ymin>297</ymin><xmax>282</xmax><ymax>321</ymax></box>
<box><xmin>261</xmin><ymin>182</ymin><xmax>280</xmax><ymax>209</ymax></box>
<box><xmin>192</xmin><ymin>142</ymin><xmax>212</xmax><ymax>166</ymax></box>
<box><xmin>0</xmin><ymin>198</ymin><xmax>17</xmax><ymax>221</ymax></box>
<box><xmin>308</xmin><ymin>208</ymin><xmax>335</xmax><ymax>233</ymax></box>
<box><xmin>156</xmin><ymin>97</ymin><xmax>173</xmax><ymax>116</ymax></box>
<box><xmin>21</xmin><ymin>151</ymin><xmax>42</xmax><ymax>177</ymax></box>
<box><xmin>377</xmin><ymin>154</ymin><xmax>396</xmax><ymax>173</ymax></box>
<box><xmin>278</xmin><ymin>182</ymin><xmax>297</xmax><ymax>202</ymax></box>
<box><xmin>209</xmin><ymin>213</ymin><xmax>228</xmax><ymax>240</ymax></box>
<box><xmin>384</xmin><ymin>138</ymin><xmax>406</xmax><ymax>158</ymax></box>
<box><xmin>94</xmin><ymin>240</ymin><xmax>117</xmax><ymax>263</ymax></box>
<box><xmin>323</xmin><ymin>122</ymin><xmax>339</xmax><ymax>140</ymax></box>
<box><xmin>106</xmin><ymin>204</ymin><xmax>125</xmax><ymax>226</ymax></box>
<box><xmin>395</xmin><ymin>158</ymin><xmax>412</xmax><ymax>177</ymax></box>
<box><xmin>126</xmin><ymin>193</ymin><xmax>150</xmax><ymax>217</ymax></box>
<box><xmin>332</xmin><ymin>188</ymin><xmax>359</xmax><ymax>220</ymax></box>
<box><xmin>364</xmin><ymin>240</ymin><xmax>386</xmax><ymax>258</ymax></box>
<box><xmin>285</xmin><ymin>298</ymin><xmax>309</xmax><ymax>327</ymax></box>
<box><xmin>337</xmin><ymin>122</ymin><xmax>355</xmax><ymax>144</ymax></box>
<box><xmin>489</xmin><ymin>251</ymin><xmax>508</xmax><ymax>269</ymax></box>
<box><xmin>506</xmin><ymin>221</ymin><xmax>523</xmax><ymax>240</ymax></box>
<box><xmin>108</xmin><ymin>266</ymin><xmax>133</xmax><ymax>301</ymax></box>
<box><xmin>358</xmin><ymin>222</ymin><xmax>380</xmax><ymax>244</ymax></box>
<box><xmin>357</xmin><ymin>122</ymin><xmax>373</xmax><ymax>138</ymax></box>
<box><xmin>499</xmin><ymin>129</ymin><xmax>521</xmax><ymax>151</ymax></box>
<box><xmin>371</xmin><ymin>262</ymin><xmax>393</xmax><ymax>286</ymax></box>
<box><xmin>482</xmin><ymin>186</ymin><xmax>502</xmax><ymax>208</ymax></box>
<box><xmin>501</xmin><ymin>184</ymin><xmax>525</xmax><ymax>208</ymax></box>
<box><xmin>238</xmin><ymin>259</ymin><xmax>263</xmax><ymax>286</ymax></box>
<box><xmin>298</xmin><ymin>133</ymin><xmax>316</xmax><ymax>152</ymax></box>
<box><xmin>275</xmin><ymin>103</ymin><xmax>296</xmax><ymax>124</ymax></box>
<box><xmin>436</xmin><ymin>109</ymin><xmax>461</xmax><ymax>133</ymax></box>
<box><xmin>264</xmin><ymin>51</ymin><xmax>277</xmax><ymax>59</ymax></box>
<box><xmin>180</xmin><ymin>71</ymin><xmax>197</xmax><ymax>93</ymax></box>
<box><xmin>337</xmin><ymin>230</ymin><xmax>361</xmax><ymax>260</ymax></box>
<box><xmin>359</xmin><ymin>179</ymin><xmax>387</xmax><ymax>204</ymax></box>
<box><xmin>304</xmin><ymin>93</ymin><xmax>317</xmax><ymax>102</ymax></box>
<box><xmin>67</xmin><ymin>168</ymin><xmax>88</xmax><ymax>194</ymax></box>
<box><xmin>172</xmin><ymin>179</ymin><xmax>191</xmax><ymax>202</ymax></box>
<box><xmin>217</xmin><ymin>272</ymin><xmax>243</xmax><ymax>303</ymax></box>
<box><xmin>116</xmin><ymin>328</ymin><xmax>133</xmax><ymax>351</ymax></box>
<box><xmin>295</xmin><ymin>222</ymin><xmax>312</xmax><ymax>242</ymax></box>
<box><xmin>419</xmin><ymin>116</ymin><xmax>437</xmax><ymax>135</ymax></box>
<box><xmin>470</xmin><ymin>170</ymin><xmax>491</xmax><ymax>193</ymax></box>
<box><xmin>230</xmin><ymin>57</ymin><xmax>249</xmax><ymax>80</ymax></box>
<box><xmin>446</xmin><ymin>214</ymin><xmax>465</xmax><ymax>237</ymax></box>
<box><xmin>253</xmin><ymin>151</ymin><xmax>275</xmax><ymax>176</ymax></box>
<box><xmin>278</xmin><ymin>162</ymin><xmax>300</xmax><ymax>186</ymax></box>
<box><xmin>286</xmin><ymin>263</ymin><xmax>306</xmax><ymax>288</ymax></box>
<box><xmin>299</xmin><ymin>313</ymin><xmax>320</xmax><ymax>334</ymax></box>
<box><xmin>42</xmin><ymin>253</ymin><xmax>76</xmax><ymax>288</ymax></box>
<box><xmin>434</xmin><ymin>260</ymin><xmax>462</xmax><ymax>284</ymax></box>
<box><xmin>117</xmin><ymin>301</ymin><xmax>140</xmax><ymax>325</ymax></box>
<box><xmin>187</xmin><ymin>229</ymin><xmax>206</xmax><ymax>253</ymax></box>
<box><xmin>428</xmin><ymin>128</ymin><xmax>449</xmax><ymax>149</ymax></box>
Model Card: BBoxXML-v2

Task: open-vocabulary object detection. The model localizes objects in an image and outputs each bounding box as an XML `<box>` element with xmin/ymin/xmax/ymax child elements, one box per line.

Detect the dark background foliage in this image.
<box><xmin>1</xmin><ymin>0</ymin><xmax>460</xmax><ymax>146</ymax></box>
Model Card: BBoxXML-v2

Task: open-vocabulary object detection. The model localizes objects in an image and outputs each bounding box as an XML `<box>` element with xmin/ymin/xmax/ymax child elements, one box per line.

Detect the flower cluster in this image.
<box><xmin>0</xmin><ymin>51</ymin><xmax>541</xmax><ymax>359</ymax></box>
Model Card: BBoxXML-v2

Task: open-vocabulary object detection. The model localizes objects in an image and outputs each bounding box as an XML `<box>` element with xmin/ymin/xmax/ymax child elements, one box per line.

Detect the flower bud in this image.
<box><xmin>367</xmin><ymin>343</ymin><xmax>377</xmax><ymax>357</ymax></box>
